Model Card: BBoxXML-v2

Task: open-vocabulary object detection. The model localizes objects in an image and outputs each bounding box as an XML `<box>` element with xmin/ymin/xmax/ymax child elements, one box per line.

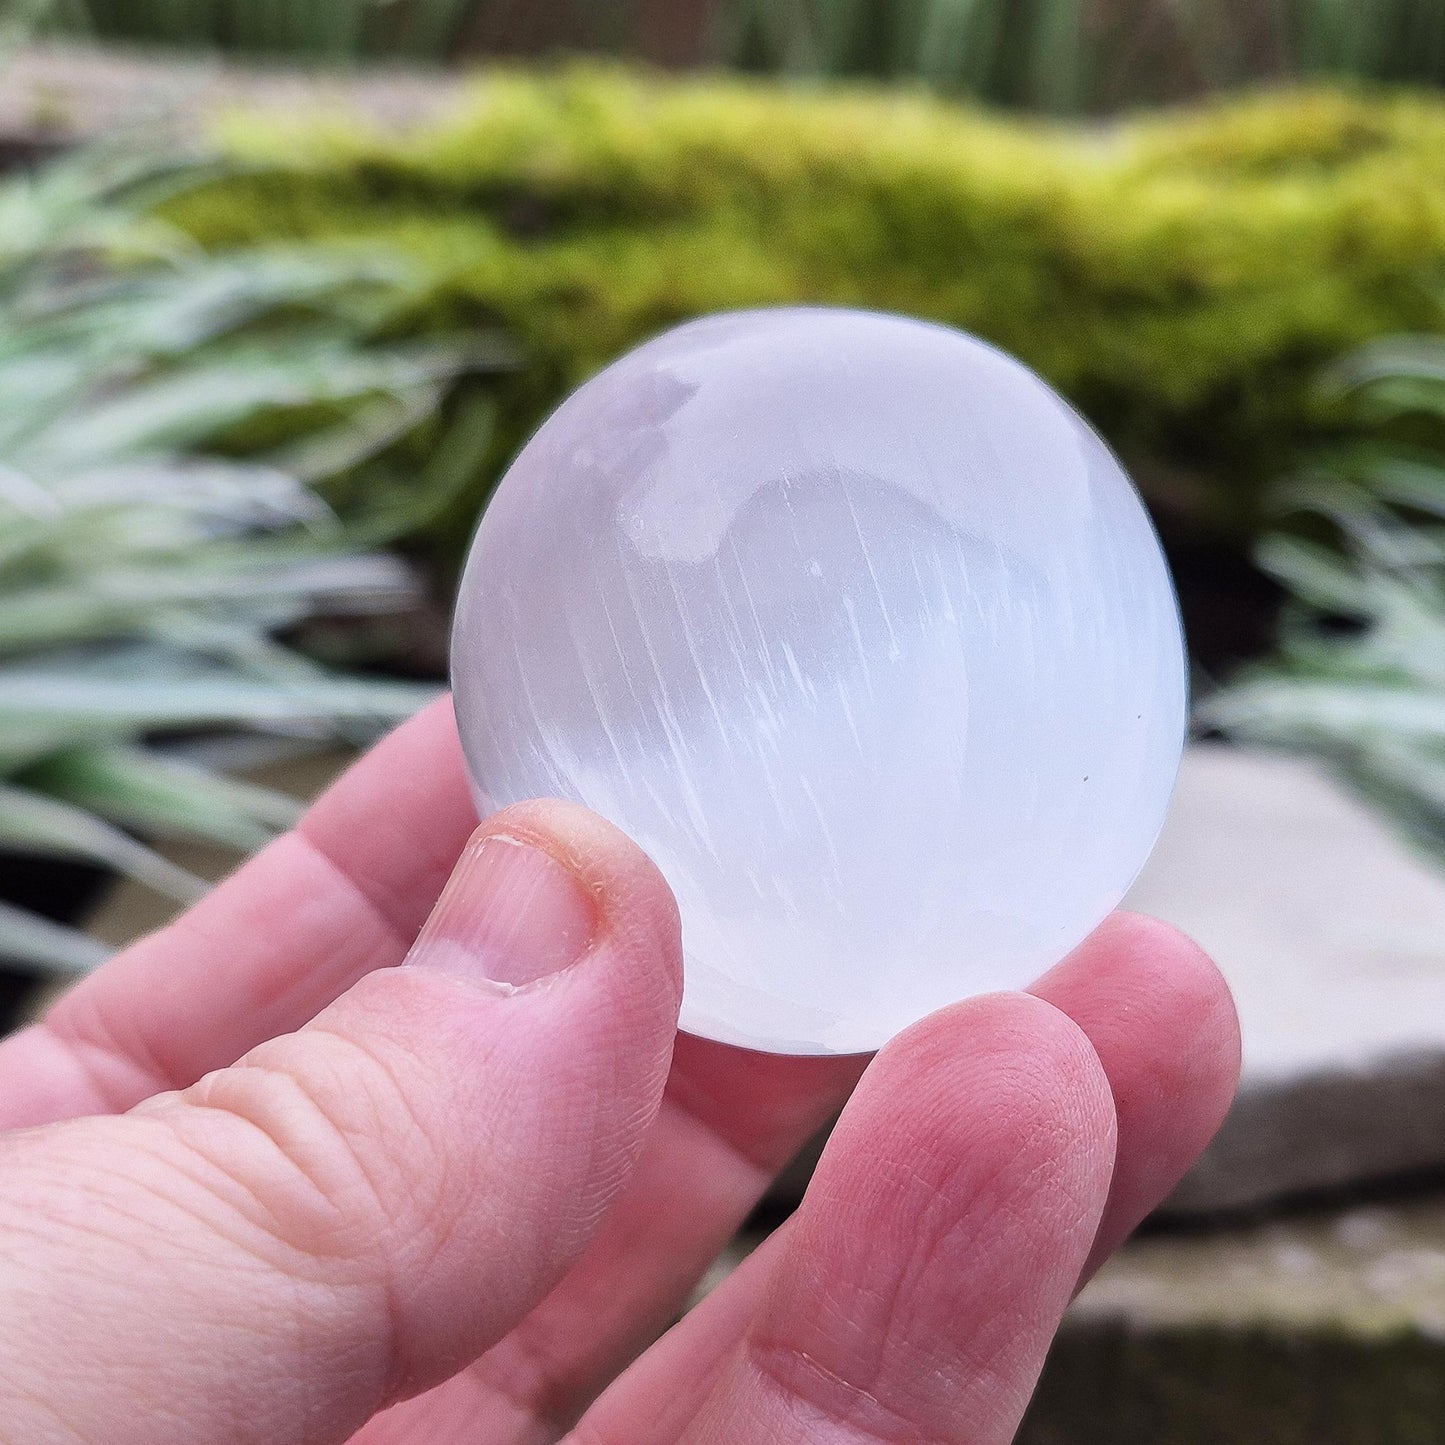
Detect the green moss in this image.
<box><xmin>162</xmin><ymin>69</ymin><xmax>1445</xmax><ymax>560</ymax></box>
<box><xmin>1022</xmin><ymin>1323</ymin><xmax>1445</xmax><ymax>1444</ymax></box>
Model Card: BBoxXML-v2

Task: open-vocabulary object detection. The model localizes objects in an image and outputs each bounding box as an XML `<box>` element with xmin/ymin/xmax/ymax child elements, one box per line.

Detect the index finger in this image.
<box><xmin>0</xmin><ymin>694</ymin><xmax>477</xmax><ymax>1128</ymax></box>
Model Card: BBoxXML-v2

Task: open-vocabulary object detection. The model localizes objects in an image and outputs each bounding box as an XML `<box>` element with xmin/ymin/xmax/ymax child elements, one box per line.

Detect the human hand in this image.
<box><xmin>0</xmin><ymin>697</ymin><xmax>1239</xmax><ymax>1445</ymax></box>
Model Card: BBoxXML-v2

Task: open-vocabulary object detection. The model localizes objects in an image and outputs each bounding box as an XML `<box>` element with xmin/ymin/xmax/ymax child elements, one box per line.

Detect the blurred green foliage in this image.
<box><xmin>29</xmin><ymin>0</ymin><xmax>1445</xmax><ymax>108</ymax></box>
<box><xmin>159</xmin><ymin>68</ymin><xmax>1445</xmax><ymax>565</ymax></box>
<box><xmin>726</xmin><ymin>0</ymin><xmax>1445</xmax><ymax>111</ymax></box>
<box><xmin>0</xmin><ymin>147</ymin><xmax>506</xmax><ymax>974</ymax></box>
<box><xmin>19</xmin><ymin>0</ymin><xmax>639</xmax><ymax>63</ymax></box>
<box><xmin>46</xmin><ymin>0</ymin><xmax>486</xmax><ymax>61</ymax></box>
<box><xmin>1205</xmin><ymin>335</ymin><xmax>1445</xmax><ymax>863</ymax></box>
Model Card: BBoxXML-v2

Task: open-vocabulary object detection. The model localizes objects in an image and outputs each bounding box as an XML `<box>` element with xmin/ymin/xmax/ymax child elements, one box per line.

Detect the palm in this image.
<box><xmin>0</xmin><ymin>699</ymin><xmax>1238</xmax><ymax>1444</ymax></box>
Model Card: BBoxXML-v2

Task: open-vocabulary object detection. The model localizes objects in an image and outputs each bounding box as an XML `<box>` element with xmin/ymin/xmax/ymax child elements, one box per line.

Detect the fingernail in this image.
<box><xmin>409</xmin><ymin>831</ymin><xmax>599</xmax><ymax>990</ymax></box>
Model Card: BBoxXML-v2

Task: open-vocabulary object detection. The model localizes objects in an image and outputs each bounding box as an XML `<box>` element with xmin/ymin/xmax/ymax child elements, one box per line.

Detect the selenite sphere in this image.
<box><xmin>452</xmin><ymin>308</ymin><xmax>1186</xmax><ymax>1055</ymax></box>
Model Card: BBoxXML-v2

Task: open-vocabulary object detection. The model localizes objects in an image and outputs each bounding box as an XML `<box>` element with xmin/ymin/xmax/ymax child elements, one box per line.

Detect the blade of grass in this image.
<box><xmin>0</xmin><ymin>899</ymin><xmax>111</xmax><ymax>975</ymax></box>
<box><xmin>19</xmin><ymin>742</ymin><xmax>302</xmax><ymax>849</ymax></box>
<box><xmin>0</xmin><ymin>781</ymin><xmax>207</xmax><ymax>901</ymax></box>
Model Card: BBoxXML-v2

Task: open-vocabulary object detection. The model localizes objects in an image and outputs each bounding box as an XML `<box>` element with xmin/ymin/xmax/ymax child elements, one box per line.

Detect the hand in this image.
<box><xmin>0</xmin><ymin>697</ymin><xmax>1239</xmax><ymax>1445</ymax></box>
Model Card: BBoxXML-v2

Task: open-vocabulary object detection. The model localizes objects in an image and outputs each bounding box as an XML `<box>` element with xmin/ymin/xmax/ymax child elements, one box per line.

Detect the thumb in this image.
<box><xmin>0</xmin><ymin>800</ymin><xmax>683</xmax><ymax>1445</ymax></box>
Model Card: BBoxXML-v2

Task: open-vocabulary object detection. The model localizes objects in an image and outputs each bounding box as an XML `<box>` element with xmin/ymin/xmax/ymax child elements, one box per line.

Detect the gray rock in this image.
<box><xmin>0</xmin><ymin>42</ymin><xmax>460</xmax><ymax>158</ymax></box>
<box><xmin>708</xmin><ymin>1205</ymin><xmax>1445</xmax><ymax>1443</ymax></box>
<box><xmin>1130</xmin><ymin>746</ymin><xmax>1445</xmax><ymax>1215</ymax></box>
<box><xmin>768</xmin><ymin>745</ymin><xmax>1445</xmax><ymax>1219</ymax></box>
<box><xmin>1021</xmin><ymin>1199</ymin><xmax>1445</xmax><ymax>1444</ymax></box>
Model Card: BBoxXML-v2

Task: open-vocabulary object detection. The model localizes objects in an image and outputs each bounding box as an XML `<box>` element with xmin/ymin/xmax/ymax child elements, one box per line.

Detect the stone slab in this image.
<box><xmin>1071</xmin><ymin>1201</ymin><xmax>1445</xmax><ymax>1335</ymax></box>
<box><xmin>706</xmin><ymin>1204</ymin><xmax>1445</xmax><ymax>1443</ymax></box>
<box><xmin>1128</xmin><ymin>746</ymin><xmax>1445</xmax><ymax>1215</ymax></box>
<box><xmin>769</xmin><ymin>745</ymin><xmax>1445</xmax><ymax>1218</ymax></box>
<box><xmin>1020</xmin><ymin>1199</ymin><xmax>1445</xmax><ymax>1443</ymax></box>
<box><xmin>0</xmin><ymin>41</ymin><xmax>459</xmax><ymax>160</ymax></box>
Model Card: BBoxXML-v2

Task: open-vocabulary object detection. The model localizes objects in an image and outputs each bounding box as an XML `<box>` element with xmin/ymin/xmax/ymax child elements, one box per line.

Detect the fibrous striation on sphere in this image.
<box><xmin>453</xmin><ymin>308</ymin><xmax>1186</xmax><ymax>1054</ymax></box>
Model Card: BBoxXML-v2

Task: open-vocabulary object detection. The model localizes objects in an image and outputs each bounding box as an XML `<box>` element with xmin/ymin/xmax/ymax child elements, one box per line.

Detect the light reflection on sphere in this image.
<box><xmin>452</xmin><ymin>309</ymin><xmax>1186</xmax><ymax>1054</ymax></box>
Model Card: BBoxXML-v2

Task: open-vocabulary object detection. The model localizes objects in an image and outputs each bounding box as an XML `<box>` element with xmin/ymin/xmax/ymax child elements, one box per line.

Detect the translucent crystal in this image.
<box><xmin>452</xmin><ymin>309</ymin><xmax>1186</xmax><ymax>1054</ymax></box>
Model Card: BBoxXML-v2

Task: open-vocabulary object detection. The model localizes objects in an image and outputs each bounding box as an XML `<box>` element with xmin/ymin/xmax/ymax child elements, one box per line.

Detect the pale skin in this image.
<box><xmin>0</xmin><ymin>696</ymin><xmax>1240</xmax><ymax>1445</ymax></box>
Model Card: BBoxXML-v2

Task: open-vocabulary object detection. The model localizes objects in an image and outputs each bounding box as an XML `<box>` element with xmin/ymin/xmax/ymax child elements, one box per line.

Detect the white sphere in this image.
<box><xmin>452</xmin><ymin>309</ymin><xmax>1186</xmax><ymax>1055</ymax></box>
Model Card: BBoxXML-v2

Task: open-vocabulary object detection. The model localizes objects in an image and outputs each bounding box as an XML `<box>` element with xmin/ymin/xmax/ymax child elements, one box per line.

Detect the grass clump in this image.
<box><xmin>0</xmin><ymin>146</ymin><xmax>505</xmax><ymax>974</ymax></box>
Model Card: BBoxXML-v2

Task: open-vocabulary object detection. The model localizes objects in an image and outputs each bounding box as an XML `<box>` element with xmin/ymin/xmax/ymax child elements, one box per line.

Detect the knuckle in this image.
<box><xmin>744</xmin><ymin>1334</ymin><xmax>952</xmax><ymax>1445</ymax></box>
<box><xmin>160</xmin><ymin>1029</ymin><xmax>439</xmax><ymax>1276</ymax></box>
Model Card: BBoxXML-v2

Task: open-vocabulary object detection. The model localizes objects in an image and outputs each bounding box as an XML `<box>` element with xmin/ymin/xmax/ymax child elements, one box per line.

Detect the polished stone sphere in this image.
<box><xmin>452</xmin><ymin>309</ymin><xmax>1186</xmax><ymax>1054</ymax></box>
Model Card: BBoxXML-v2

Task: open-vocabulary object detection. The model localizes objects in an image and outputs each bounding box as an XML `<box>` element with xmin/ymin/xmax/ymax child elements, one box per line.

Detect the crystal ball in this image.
<box><xmin>452</xmin><ymin>308</ymin><xmax>1186</xmax><ymax>1055</ymax></box>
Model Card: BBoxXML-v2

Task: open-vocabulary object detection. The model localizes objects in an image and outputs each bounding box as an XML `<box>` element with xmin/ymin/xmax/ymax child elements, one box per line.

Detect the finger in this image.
<box><xmin>1029</xmin><ymin>911</ymin><xmax>1240</xmax><ymax>1273</ymax></box>
<box><xmin>576</xmin><ymin>915</ymin><xmax>1236</xmax><ymax>1445</ymax></box>
<box><xmin>368</xmin><ymin>914</ymin><xmax>1238</xmax><ymax>1445</ymax></box>
<box><xmin>574</xmin><ymin>996</ymin><xmax>1115</xmax><ymax>1445</ymax></box>
<box><xmin>0</xmin><ymin>695</ymin><xmax>477</xmax><ymax>1128</ymax></box>
<box><xmin>0</xmin><ymin>801</ymin><xmax>681</xmax><ymax>1445</ymax></box>
<box><xmin>355</xmin><ymin>1040</ymin><xmax>867</xmax><ymax>1445</ymax></box>
<box><xmin>569</xmin><ymin>1222</ymin><xmax>792</xmax><ymax>1445</ymax></box>
<box><xmin>644</xmin><ymin>993</ymin><xmax>1116</xmax><ymax>1445</ymax></box>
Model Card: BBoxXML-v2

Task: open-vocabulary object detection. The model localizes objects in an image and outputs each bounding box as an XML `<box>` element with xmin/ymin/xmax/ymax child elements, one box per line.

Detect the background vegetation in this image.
<box><xmin>0</xmin><ymin>147</ymin><xmax>505</xmax><ymax>973</ymax></box>
<box><xmin>161</xmin><ymin>70</ymin><xmax>1445</xmax><ymax>569</ymax></box>
<box><xmin>1204</xmin><ymin>338</ymin><xmax>1445</xmax><ymax>859</ymax></box>
<box><xmin>1</xmin><ymin>23</ymin><xmax>1444</xmax><ymax>960</ymax></box>
<box><xmin>725</xmin><ymin>0</ymin><xmax>1445</xmax><ymax>109</ymax></box>
<box><xmin>144</xmin><ymin>65</ymin><xmax>1445</xmax><ymax>861</ymax></box>
<box><xmin>30</xmin><ymin>0</ymin><xmax>1445</xmax><ymax>110</ymax></box>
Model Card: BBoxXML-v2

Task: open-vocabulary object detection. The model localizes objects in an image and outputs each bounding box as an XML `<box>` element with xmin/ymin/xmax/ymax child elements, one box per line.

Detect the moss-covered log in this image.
<box><xmin>166</xmin><ymin>69</ymin><xmax>1445</xmax><ymax>558</ymax></box>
